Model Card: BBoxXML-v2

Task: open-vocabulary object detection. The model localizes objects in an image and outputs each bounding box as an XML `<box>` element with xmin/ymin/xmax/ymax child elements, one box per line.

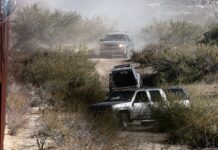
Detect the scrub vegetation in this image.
<box><xmin>9</xmin><ymin>4</ymin><xmax>120</xmax><ymax>150</ymax></box>
<box><xmin>6</xmin><ymin>83</ymin><xmax>30</xmax><ymax>135</ymax></box>
<box><xmin>132</xmin><ymin>21</ymin><xmax>218</xmax><ymax>148</ymax></box>
<box><xmin>133</xmin><ymin>45</ymin><xmax>218</xmax><ymax>85</ymax></box>
<box><xmin>8</xmin><ymin>3</ymin><xmax>218</xmax><ymax>150</ymax></box>
<box><xmin>13</xmin><ymin>4</ymin><xmax>113</xmax><ymax>51</ymax></box>
<box><xmin>11</xmin><ymin>47</ymin><xmax>120</xmax><ymax>149</ymax></box>
<box><xmin>133</xmin><ymin>22</ymin><xmax>218</xmax><ymax>85</ymax></box>
<box><xmin>152</xmin><ymin>95</ymin><xmax>218</xmax><ymax>148</ymax></box>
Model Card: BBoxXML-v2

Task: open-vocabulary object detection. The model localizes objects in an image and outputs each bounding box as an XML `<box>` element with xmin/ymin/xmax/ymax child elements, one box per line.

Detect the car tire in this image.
<box><xmin>119</xmin><ymin>112</ymin><xmax>130</xmax><ymax>130</ymax></box>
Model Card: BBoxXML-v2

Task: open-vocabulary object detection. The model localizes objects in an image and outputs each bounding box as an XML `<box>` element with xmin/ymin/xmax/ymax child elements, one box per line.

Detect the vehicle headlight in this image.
<box><xmin>118</xmin><ymin>44</ymin><xmax>126</xmax><ymax>48</ymax></box>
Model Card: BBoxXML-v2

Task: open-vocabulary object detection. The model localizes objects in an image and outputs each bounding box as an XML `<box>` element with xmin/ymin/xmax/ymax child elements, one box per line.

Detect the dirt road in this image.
<box><xmin>5</xmin><ymin>58</ymin><xmax>215</xmax><ymax>150</ymax></box>
<box><xmin>4</xmin><ymin>90</ymin><xmax>50</xmax><ymax>150</ymax></box>
<box><xmin>93</xmin><ymin>58</ymin><xmax>128</xmax><ymax>88</ymax></box>
<box><xmin>94</xmin><ymin>58</ymin><xmax>190</xmax><ymax>150</ymax></box>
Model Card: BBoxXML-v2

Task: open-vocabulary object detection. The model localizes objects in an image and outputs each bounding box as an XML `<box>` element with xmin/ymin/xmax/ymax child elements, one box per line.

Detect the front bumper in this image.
<box><xmin>100</xmin><ymin>48</ymin><xmax>127</xmax><ymax>58</ymax></box>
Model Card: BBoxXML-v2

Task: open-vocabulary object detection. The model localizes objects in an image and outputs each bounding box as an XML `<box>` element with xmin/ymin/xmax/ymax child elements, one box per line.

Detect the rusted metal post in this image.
<box><xmin>0</xmin><ymin>0</ymin><xmax>9</xmax><ymax>149</ymax></box>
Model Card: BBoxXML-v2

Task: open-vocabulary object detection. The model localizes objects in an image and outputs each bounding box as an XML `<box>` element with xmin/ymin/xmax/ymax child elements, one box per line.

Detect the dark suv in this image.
<box><xmin>109</xmin><ymin>64</ymin><xmax>142</xmax><ymax>92</ymax></box>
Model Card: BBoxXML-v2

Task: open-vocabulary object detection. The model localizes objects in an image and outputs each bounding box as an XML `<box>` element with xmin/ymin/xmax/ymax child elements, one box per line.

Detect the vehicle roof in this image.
<box><xmin>107</xmin><ymin>32</ymin><xmax>130</xmax><ymax>35</ymax></box>
<box><xmin>112</xmin><ymin>87</ymin><xmax>163</xmax><ymax>92</ymax></box>
<box><xmin>164</xmin><ymin>86</ymin><xmax>184</xmax><ymax>90</ymax></box>
<box><xmin>112</xmin><ymin>64</ymin><xmax>134</xmax><ymax>71</ymax></box>
<box><xmin>114</xmin><ymin>64</ymin><xmax>132</xmax><ymax>68</ymax></box>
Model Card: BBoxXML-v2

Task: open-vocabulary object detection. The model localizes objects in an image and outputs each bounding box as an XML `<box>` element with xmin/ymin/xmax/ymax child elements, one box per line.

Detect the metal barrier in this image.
<box><xmin>0</xmin><ymin>0</ymin><xmax>15</xmax><ymax>149</ymax></box>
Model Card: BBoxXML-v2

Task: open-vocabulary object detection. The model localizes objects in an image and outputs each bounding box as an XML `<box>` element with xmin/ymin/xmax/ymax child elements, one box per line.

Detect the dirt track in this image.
<box><xmin>4</xmin><ymin>58</ymin><xmax>216</xmax><ymax>150</ymax></box>
<box><xmin>94</xmin><ymin>58</ymin><xmax>191</xmax><ymax>150</ymax></box>
<box><xmin>93</xmin><ymin>58</ymin><xmax>128</xmax><ymax>88</ymax></box>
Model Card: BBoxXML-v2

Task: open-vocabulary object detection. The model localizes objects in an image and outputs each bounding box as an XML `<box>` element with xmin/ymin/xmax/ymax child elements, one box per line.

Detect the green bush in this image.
<box><xmin>131</xmin><ymin>44</ymin><xmax>166</xmax><ymax>66</ymax></box>
<box><xmin>141</xmin><ymin>21</ymin><xmax>204</xmax><ymax>46</ymax></box>
<box><xmin>132</xmin><ymin>45</ymin><xmax>218</xmax><ymax>84</ymax></box>
<box><xmin>13</xmin><ymin>4</ymin><xmax>113</xmax><ymax>51</ymax></box>
<box><xmin>200</xmin><ymin>26</ymin><xmax>218</xmax><ymax>45</ymax></box>
<box><xmin>21</xmin><ymin>48</ymin><xmax>105</xmax><ymax>111</ymax></box>
<box><xmin>151</xmin><ymin>96</ymin><xmax>218</xmax><ymax>148</ymax></box>
<box><xmin>153</xmin><ymin>45</ymin><xmax>218</xmax><ymax>84</ymax></box>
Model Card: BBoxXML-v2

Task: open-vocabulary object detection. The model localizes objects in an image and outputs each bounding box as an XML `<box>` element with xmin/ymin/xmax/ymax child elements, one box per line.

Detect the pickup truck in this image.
<box><xmin>90</xmin><ymin>87</ymin><xmax>190</xmax><ymax>130</ymax></box>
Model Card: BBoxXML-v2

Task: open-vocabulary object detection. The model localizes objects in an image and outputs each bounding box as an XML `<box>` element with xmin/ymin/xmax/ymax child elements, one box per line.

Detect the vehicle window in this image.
<box><xmin>112</xmin><ymin>70</ymin><xmax>137</xmax><ymax>87</ymax></box>
<box><xmin>149</xmin><ymin>90</ymin><xmax>163</xmax><ymax>102</ymax></box>
<box><xmin>104</xmin><ymin>34</ymin><xmax>126</xmax><ymax>41</ymax></box>
<box><xmin>108</xmin><ymin>91</ymin><xmax>135</xmax><ymax>102</ymax></box>
<box><xmin>164</xmin><ymin>88</ymin><xmax>188</xmax><ymax>100</ymax></box>
<box><xmin>135</xmin><ymin>92</ymin><xmax>149</xmax><ymax>103</ymax></box>
<box><xmin>127</xmin><ymin>35</ymin><xmax>131</xmax><ymax>42</ymax></box>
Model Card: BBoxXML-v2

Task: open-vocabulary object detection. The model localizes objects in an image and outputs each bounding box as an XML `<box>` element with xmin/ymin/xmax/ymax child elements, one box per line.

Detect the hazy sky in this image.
<box><xmin>17</xmin><ymin>0</ymin><xmax>217</xmax><ymax>33</ymax></box>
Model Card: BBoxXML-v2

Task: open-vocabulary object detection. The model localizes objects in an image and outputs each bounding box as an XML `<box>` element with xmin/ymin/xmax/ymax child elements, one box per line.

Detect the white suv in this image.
<box><xmin>90</xmin><ymin>87</ymin><xmax>190</xmax><ymax>130</ymax></box>
<box><xmin>100</xmin><ymin>32</ymin><xmax>135</xmax><ymax>58</ymax></box>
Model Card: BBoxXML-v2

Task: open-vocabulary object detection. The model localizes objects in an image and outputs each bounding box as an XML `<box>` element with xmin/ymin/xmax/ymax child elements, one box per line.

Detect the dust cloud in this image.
<box><xmin>17</xmin><ymin>0</ymin><xmax>218</xmax><ymax>49</ymax></box>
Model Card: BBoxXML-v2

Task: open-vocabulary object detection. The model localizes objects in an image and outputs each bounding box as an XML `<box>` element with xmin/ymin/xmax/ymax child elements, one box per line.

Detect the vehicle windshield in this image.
<box><xmin>104</xmin><ymin>34</ymin><xmax>126</xmax><ymax>41</ymax></box>
<box><xmin>112</xmin><ymin>69</ymin><xmax>137</xmax><ymax>88</ymax></box>
<box><xmin>164</xmin><ymin>88</ymin><xmax>188</xmax><ymax>100</ymax></box>
<box><xmin>107</xmin><ymin>91</ymin><xmax>135</xmax><ymax>101</ymax></box>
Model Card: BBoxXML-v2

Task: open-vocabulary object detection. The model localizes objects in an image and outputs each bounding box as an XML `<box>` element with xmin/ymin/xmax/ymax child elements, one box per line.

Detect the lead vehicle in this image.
<box><xmin>99</xmin><ymin>32</ymin><xmax>135</xmax><ymax>58</ymax></box>
<box><xmin>90</xmin><ymin>87</ymin><xmax>190</xmax><ymax>130</ymax></box>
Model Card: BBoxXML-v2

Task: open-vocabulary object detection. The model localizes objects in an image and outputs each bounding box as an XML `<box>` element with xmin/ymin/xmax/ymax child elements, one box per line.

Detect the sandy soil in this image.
<box><xmin>4</xmin><ymin>108</ymin><xmax>41</xmax><ymax>150</ymax></box>
<box><xmin>4</xmin><ymin>90</ymin><xmax>51</xmax><ymax>150</ymax></box>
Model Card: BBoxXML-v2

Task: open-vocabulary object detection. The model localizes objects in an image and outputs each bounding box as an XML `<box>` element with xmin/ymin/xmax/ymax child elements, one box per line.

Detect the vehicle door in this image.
<box><xmin>131</xmin><ymin>91</ymin><xmax>151</xmax><ymax>119</ymax></box>
<box><xmin>148</xmin><ymin>90</ymin><xmax>166</xmax><ymax>108</ymax></box>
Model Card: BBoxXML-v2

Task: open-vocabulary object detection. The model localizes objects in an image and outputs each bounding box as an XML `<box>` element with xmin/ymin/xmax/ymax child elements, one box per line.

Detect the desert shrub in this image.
<box><xmin>39</xmin><ymin>110</ymin><xmax>119</xmax><ymax>150</ymax></box>
<box><xmin>202</xmin><ymin>73</ymin><xmax>218</xmax><ymax>84</ymax></box>
<box><xmin>13</xmin><ymin>4</ymin><xmax>113</xmax><ymax>51</ymax></box>
<box><xmin>131</xmin><ymin>44</ymin><xmax>166</xmax><ymax>66</ymax></box>
<box><xmin>151</xmin><ymin>96</ymin><xmax>218</xmax><ymax>148</ymax></box>
<box><xmin>152</xmin><ymin>45</ymin><xmax>218</xmax><ymax>84</ymax></box>
<box><xmin>9</xmin><ymin>49</ymin><xmax>45</xmax><ymax>83</ymax></box>
<box><xmin>141</xmin><ymin>21</ymin><xmax>204</xmax><ymax>46</ymax></box>
<box><xmin>22</xmin><ymin>48</ymin><xmax>105</xmax><ymax>111</ymax></box>
<box><xmin>133</xmin><ymin>45</ymin><xmax>218</xmax><ymax>84</ymax></box>
<box><xmin>6</xmin><ymin>83</ymin><xmax>30</xmax><ymax>135</ymax></box>
<box><xmin>200</xmin><ymin>26</ymin><xmax>218</xmax><ymax>45</ymax></box>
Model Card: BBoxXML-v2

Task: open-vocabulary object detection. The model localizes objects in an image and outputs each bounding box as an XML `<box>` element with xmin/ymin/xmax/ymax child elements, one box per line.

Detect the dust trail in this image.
<box><xmin>17</xmin><ymin>0</ymin><xmax>218</xmax><ymax>49</ymax></box>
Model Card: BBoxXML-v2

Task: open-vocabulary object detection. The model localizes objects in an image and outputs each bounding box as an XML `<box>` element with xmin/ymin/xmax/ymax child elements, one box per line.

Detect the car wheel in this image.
<box><xmin>119</xmin><ymin>112</ymin><xmax>130</xmax><ymax>130</ymax></box>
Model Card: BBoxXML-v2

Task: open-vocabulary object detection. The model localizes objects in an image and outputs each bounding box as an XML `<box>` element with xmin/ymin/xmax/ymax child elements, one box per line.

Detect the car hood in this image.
<box><xmin>90</xmin><ymin>101</ymin><xmax>126</xmax><ymax>108</ymax></box>
<box><xmin>101</xmin><ymin>41</ymin><xmax>125</xmax><ymax>45</ymax></box>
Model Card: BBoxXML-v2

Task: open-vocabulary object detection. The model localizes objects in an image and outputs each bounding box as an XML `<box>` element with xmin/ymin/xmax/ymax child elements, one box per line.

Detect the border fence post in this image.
<box><xmin>0</xmin><ymin>0</ymin><xmax>12</xmax><ymax>149</ymax></box>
